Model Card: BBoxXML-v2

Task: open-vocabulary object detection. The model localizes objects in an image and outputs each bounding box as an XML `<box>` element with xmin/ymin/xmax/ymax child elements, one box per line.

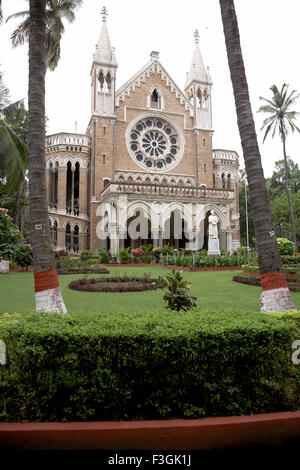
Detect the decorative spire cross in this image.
<box><xmin>194</xmin><ymin>29</ymin><xmax>199</xmax><ymax>44</ymax></box>
<box><xmin>101</xmin><ymin>6</ymin><xmax>108</xmax><ymax>22</ymax></box>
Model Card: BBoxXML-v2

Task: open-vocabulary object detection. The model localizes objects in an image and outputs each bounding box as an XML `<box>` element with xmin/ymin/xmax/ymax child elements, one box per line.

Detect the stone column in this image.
<box><xmin>56</xmin><ymin>228</ymin><xmax>65</xmax><ymax>251</ymax></box>
<box><xmin>227</xmin><ymin>231</ymin><xmax>233</xmax><ymax>255</ymax></box>
<box><xmin>220</xmin><ymin>230</ymin><xmax>227</xmax><ymax>252</ymax></box>
<box><xmin>79</xmin><ymin>232</ymin><xmax>87</xmax><ymax>251</ymax></box>
<box><xmin>79</xmin><ymin>167</ymin><xmax>88</xmax><ymax>216</ymax></box>
<box><xmin>46</xmin><ymin>168</ymin><xmax>52</xmax><ymax>205</ymax></box>
<box><xmin>109</xmin><ymin>224</ymin><xmax>119</xmax><ymax>254</ymax></box>
<box><xmin>152</xmin><ymin>230</ymin><xmax>159</xmax><ymax>247</ymax></box>
<box><xmin>57</xmin><ymin>167</ymin><xmax>67</xmax><ymax>211</ymax></box>
<box><xmin>52</xmin><ymin>169</ymin><xmax>56</xmax><ymax>206</ymax></box>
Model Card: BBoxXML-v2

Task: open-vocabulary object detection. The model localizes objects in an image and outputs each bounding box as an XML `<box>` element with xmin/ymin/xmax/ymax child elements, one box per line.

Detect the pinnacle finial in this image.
<box><xmin>101</xmin><ymin>6</ymin><xmax>108</xmax><ymax>22</ymax></box>
<box><xmin>194</xmin><ymin>29</ymin><xmax>199</xmax><ymax>44</ymax></box>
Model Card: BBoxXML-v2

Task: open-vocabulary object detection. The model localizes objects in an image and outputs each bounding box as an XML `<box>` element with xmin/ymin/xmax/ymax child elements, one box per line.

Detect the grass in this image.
<box><xmin>1</xmin><ymin>266</ymin><xmax>300</xmax><ymax>314</ymax></box>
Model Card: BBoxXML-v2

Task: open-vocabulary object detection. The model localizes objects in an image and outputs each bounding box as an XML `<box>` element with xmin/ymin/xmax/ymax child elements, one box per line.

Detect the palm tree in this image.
<box><xmin>219</xmin><ymin>0</ymin><xmax>295</xmax><ymax>312</ymax></box>
<box><xmin>27</xmin><ymin>0</ymin><xmax>67</xmax><ymax>312</ymax></box>
<box><xmin>7</xmin><ymin>0</ymin><xmax>82</xmax><ymax>71</ymax></box>
<box><xmin>0</xmin><ymin>72</ymin><xmax>28</xmax><ymax>228</ymax></box>
<box><xmin>258</xmin><ymin>84</ymin><xmax>299</xmax><ymax>252</ymax></box>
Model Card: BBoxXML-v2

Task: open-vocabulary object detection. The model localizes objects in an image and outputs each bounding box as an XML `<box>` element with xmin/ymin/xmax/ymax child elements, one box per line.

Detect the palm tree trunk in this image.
<box><xmin>219</xmin><ymin>0</ymin><xmax>295</xmax><ymax>312</ymax></box>
<box><xmin>28</xmin><ymin>0</ymin><xmax>66</xmax><ymax>312</ymax></box>
<box><xmin>12</xmin><ymin>178</ymin><xmax>24</xmax><ymax>229</ymax></box>
<box><xmin>281</xmin><ymin>132</ymin><xmax>298</xmax><ymax>252</ymax></box>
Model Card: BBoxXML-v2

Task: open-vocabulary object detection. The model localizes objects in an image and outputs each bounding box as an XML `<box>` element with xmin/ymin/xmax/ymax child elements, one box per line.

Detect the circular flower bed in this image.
<box><xmin>69</xmin><ymin>276</ymin><xmax>164</xmax><ymax>292</ymax></box>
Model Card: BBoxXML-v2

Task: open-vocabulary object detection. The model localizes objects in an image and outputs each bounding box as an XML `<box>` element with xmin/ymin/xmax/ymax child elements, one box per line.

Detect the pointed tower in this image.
<box><xmin>91</xmin><ymin>6</ymin><xmax>117</xmax><ymax>116</ymax></box>
<box><xmin>185</xmin><ymin>30</ymin><xmax>213</xmax><ymax>130</ymax></box>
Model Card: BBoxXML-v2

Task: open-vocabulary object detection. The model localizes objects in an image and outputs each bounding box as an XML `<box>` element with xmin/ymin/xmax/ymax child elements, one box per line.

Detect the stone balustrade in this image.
<box><xmin>213</xmin><ymin>149</ymin><xmax>239</xmax><ymax>162</ymax></box>
<box><xmin>101</xmin><ymin>182</ymin><xmax>233</xmax><ymax>201</ymax></box>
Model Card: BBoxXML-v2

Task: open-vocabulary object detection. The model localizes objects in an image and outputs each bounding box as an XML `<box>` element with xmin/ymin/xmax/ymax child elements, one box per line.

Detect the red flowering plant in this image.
<box><xmin>131</xmin><ymin>247</ymin><xmax>143</xmax><ymax>262</ymax></box>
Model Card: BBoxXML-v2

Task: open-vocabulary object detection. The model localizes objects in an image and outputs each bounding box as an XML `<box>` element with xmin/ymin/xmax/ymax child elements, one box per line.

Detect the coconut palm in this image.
<box><xmin>0</xmin><ymin>71</ymin><xmax>28</xmax><ymax>228</ymax></box>
<box><xmin>27</xmin><ymin>0</ymin><xmax>66</xmax><ymax>312</ymax></box>
<box><xmin>219</xmin><ymin>0</ymin><xmax>295</xmax><ymax>312</ymax></box>
<box><xmin>7</xmin><ymin>0</ymin><xmax>82</xmax><ymax>70</ymax></box>
<box><xmin>258</xmin><ymin>84</ymin><xmax>299</xmax><ymax>251</ymax></box>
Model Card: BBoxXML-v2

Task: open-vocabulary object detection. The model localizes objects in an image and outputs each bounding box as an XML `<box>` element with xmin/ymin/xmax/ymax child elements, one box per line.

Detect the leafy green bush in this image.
<box><xmin>118</xmin><ymin>248</ymin><xmax>130</xmax><ymax>264</ymax></box>
<box><xmin>0</xmin><ymin>310</ymin><xmax>298</xmax><ymax>422</ymax></box>
<box><xmin>0</xmin><ymin>212</ymin><xmax>21</xmax><ymax>260</ymax></box>
<box><xmin>277</xmin><ymin>237</ymin><xmax>295</xmax><ymax>255</ymax></box>
<box><xmin>13</xmin><ymin>245</ymin><xmax>33</xmax><ymax>269</ymax></box>
<box><xmin>163</xmin><ymin>269</ymin><xmax>197</xmax><ymax>311</ymax></box>
<box><xmin>98</xmin><ymin>247</ymin><xmax>110</xmax><ymax>263</ymax></box>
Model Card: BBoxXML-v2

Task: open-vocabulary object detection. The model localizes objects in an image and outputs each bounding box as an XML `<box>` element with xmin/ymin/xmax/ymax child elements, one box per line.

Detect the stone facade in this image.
<box><xmin>46</xmin><ymin>11</ymin><xmax>240</xmax><ymax>255</ymax></box>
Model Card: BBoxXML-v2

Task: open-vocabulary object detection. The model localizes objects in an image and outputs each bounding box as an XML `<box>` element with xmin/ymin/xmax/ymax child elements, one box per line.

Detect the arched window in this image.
<box><xmin>53</xmin><ymin>220</ymin><xmax>58</xmax><ymax>246</ymax></box>
<box><xmin>221</xmin><ymin>173</ymin><xmax>226</xmax><ymax>189</ymax></box>
<box><xmin>74</xmin><ymin>162</ymin><xmax>80</xmax><ymax>215</ymax></box>
<box><xmin>151</xmin><ymin>88</ymin><xmax>158</xmax><ymax>103</ymax></box>
<box><xmin>73</xmin><ymin>225</ymin><xmax>79</xmax><ymax>253</ymax></box>
<box><xmin>213</xmin><ymin>174</ymin><xmax>216</xmax><ymax>189</ymax></box>
<box><xmin>65</xmin><ymin>223</ymin><xmax>71</xmax><ymax>251</ymax></box>
<box><xmin>227</xmin><ymin>174</ymin><xmax>231</xmax><ymax>190</ymax></box>
<box><xmin>103</xmin><ymin>178</ymin><xmax>110</xmax><ymax>188</ymax></box>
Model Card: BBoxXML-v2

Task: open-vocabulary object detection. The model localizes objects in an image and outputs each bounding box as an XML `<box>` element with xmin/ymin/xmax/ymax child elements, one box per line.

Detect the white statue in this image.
<box><xmin>208</xmin><ymin>210</ymin><xmax>219</xmax><ymax>239</ymax></box>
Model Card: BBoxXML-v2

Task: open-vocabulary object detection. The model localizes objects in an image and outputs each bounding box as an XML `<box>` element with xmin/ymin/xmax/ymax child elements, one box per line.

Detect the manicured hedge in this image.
<box><xmin>0</xmin><ymin>310</ymin><xmax>299</xmax><ymax>422</ymax></box>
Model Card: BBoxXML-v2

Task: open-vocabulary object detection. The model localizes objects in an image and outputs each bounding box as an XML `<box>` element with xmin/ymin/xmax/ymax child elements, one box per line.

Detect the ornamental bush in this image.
<box><xmin>163</xmin><ymin>269</ymin><xmax>197</xmax><ymax>311</ymax></box>
<box><xmin>277</xmin><ymin>237</ymin><xmax>295</xmax><ymax>256</ymax></box>
<box><xmin>13</xmin><ymin>244</ymin><xmax>33</xmax><ymax>269</ymax></box>
<box><xmin>0</xmin><ymin>310</ymin><xmax>298</xmax><ymax>422</ymax></box>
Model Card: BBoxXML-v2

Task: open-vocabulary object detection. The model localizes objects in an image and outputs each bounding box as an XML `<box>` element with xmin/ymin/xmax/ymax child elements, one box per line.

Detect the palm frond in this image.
<box><xmin>10</xmin><ymin>18</ymin><xmax>30</xmax><ymax>48</ymax></box>
<box><xmin>0</xmin><ymin>120</ymin><xmax>27</xmax><ymax>194</ymax></box>
<box><xmin>6</xmin><ymin>10</ymin><xmax>29</xmax><ymax>22</ymax></box>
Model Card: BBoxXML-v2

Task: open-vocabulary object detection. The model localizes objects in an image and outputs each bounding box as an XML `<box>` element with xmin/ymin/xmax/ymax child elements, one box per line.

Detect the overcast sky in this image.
<box><xmin>1</xmin><ymin>0</ymin><xmax>299</xmax><ymax>177</ymax></box>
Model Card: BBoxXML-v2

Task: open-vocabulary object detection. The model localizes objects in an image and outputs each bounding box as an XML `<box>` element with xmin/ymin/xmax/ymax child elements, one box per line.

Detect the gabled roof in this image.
<box><xmin>115</xmin><ymin>55</ymin><xmax>193</xmax><ymax>112</ymax></box>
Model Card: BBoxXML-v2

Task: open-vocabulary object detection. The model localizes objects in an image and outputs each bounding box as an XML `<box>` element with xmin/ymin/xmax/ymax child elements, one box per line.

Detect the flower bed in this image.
<box><xmin>233</xmin><ymin>274</ymin><xmax>300</xmax><ymax>292</ymax></box>
<box><xmin>68</xmin><ymin>276</ymin><xmax>163</xmax><ymax>292</ymax></box>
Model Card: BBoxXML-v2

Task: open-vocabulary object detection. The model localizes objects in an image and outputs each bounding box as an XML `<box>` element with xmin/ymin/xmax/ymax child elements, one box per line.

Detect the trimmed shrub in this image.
<box><xmin>277</xmin><ymin>237</ymin><xmax>295</xmax><ymax>256</ymax></box>
<box><xmin>119</xmin><ymin>248</ymin><xmax>130</xmax><ymax>264</ymax></box>
<box><xmin>0</xmin><ymin>310</ymin><xmax>298</xmax><ymax>422</ymax></box>
<box><xmin>98</xmin><ymin>247</ymin><xmax>110</xmax><ymax>264</ymax></box>
<box><xmin>281</xmin><ymin>255</ymin><xmax>300</xmax><ymax>266</ymax></box>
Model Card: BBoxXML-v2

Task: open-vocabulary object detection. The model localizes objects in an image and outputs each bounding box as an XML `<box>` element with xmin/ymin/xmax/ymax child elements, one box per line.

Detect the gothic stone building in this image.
<box><xmin>46</xmin><ymin>9</ymin><xmax>240</xmax><ymax>254</ymax></box>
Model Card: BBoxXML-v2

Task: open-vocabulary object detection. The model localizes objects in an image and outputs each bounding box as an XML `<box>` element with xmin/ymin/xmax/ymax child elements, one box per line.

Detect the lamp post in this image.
<box><xmin>244</xmin><ymin>175</ymin><xmax>250</xmax><ymax>262</ymax></box>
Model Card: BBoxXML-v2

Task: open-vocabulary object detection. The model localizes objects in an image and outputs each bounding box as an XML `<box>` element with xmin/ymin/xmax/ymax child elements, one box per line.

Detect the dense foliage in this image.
<box><xmin>0</xmin><ymin>310</ymin><xmax>298</xmax><ymax>422</ymax></box>
<box><xmin>277</xmin><ymin>237</ymin><xmax>295</xmax><ymax>255</ymax></box>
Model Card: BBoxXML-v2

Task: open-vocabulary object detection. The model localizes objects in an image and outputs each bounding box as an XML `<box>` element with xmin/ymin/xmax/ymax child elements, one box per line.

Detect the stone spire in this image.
<box><xmin>185</xmin><ymin>30</ymin><xmax>211</xmax><ymax>89</ymax></box>
<box><xmin>91</xmin><ymin>6</ymin><xmax>118</xmax><ymax>116</ymax></box>
<box><xmin>94</xmin><ymin>6</ymin><xmax>117</xmax><ymax>66</ymax></box>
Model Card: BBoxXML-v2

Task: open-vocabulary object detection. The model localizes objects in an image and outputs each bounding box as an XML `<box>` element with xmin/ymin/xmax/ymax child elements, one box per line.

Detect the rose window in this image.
<box><xmin>127</xmin><ymin>117</ymin><xmax>183</xmax><ymax>171</ymax></box>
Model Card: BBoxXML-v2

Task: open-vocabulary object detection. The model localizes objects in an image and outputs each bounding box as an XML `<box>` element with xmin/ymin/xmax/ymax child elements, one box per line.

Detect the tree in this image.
<box><xmin>27</xmin><ymin>0</ymin><xmax>66</xmax><ymax>312</ymax></box>
<box><xmin>271</xmin><ymin>193</ymin><xmax>300</xmax><ymax>245</ymax></box>
<box><xmin>258</xmin><ymin>84</ymin><xmax>300</xmax><ymax>251</ymax></box>
<box><xmin>268</xmin><ymin>158</ymin><xmax>300</xmax><ymax>199</ymax></box>
<box><xmin>219</xmin><ymin>0</ymin><xmax>295</xmax><ymax>312</ymax></box>
<box><xmin>0</xmin><ymin>69</ymin><xmax>28</xmax><ymax>231</ymax></box>
<box><xmin>7</xmin><ymin>0</ymin><xmax>83</xmax><ymax>71</ymax></box>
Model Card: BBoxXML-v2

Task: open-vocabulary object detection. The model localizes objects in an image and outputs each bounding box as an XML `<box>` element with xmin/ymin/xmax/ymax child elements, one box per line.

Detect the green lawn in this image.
<box><xmin>1</xmin><ymin>266</ymin><xmax>300</xmax><ymax>314</ymax></box>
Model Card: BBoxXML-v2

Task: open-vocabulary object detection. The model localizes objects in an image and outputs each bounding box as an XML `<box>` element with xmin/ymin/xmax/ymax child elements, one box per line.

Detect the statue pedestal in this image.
<box><xmin>208</xmin><ymin>238</ymin><xmax>220</xmax><ymax>256</ymax></box>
